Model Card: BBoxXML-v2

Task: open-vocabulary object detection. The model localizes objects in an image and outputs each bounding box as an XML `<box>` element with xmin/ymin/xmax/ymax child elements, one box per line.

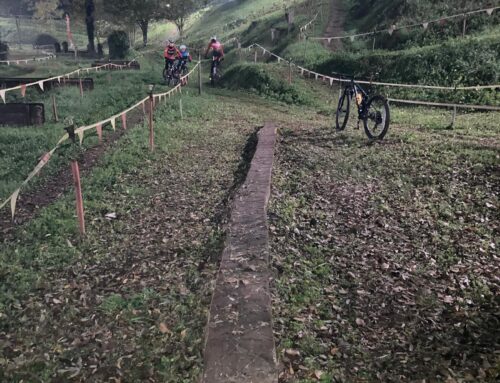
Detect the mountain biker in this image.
<box><xmin>205</xmin><ymin>36</ymin><xmax>224</xmax><ymax>79</ymax></box>
<box><xmin>176</xmin><ymin>44</ymin><xmax>192</xmax><ymax>74</ymax></box>
<box><xmin>164</xmin><ymin>40</ymin><xmax>180</xmax><ymax>74</ymax></box>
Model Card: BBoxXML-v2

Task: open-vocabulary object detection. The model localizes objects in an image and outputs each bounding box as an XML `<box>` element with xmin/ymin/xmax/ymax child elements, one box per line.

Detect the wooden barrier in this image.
<box><xmin>0</xmin><ymin>77</ymin><xmax>94</xmax><ymax>91</ymax></box>
<box><xmin>0</xmin><ymin>103</ymin><xmax>45</xmax><ymax>126</ymax></box>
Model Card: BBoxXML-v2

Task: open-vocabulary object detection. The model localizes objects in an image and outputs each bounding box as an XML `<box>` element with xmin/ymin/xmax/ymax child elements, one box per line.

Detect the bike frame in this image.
<box><xmin>344</xmin><ymin>78</ymin><xmax>369</xmax><ymax>118</ymax></box>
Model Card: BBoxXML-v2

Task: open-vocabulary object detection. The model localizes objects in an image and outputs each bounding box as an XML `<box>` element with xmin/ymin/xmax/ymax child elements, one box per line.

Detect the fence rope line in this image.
<box><xmin>388</xmin><ymin>98</ymin><xmax>500</xmax><ymax>112</ymax></box>
<box><xmin>247</xmin><ymin>43</ymin><xmax>500</xmax><ymax>91</ymax></box>
<box><xmin>0</xmin><ymin>53</ymin><xmax>56</xmax><ymax>65</ymax></box>
<box><xmin>299</xmin><ymin>12</ymin><xmax>319</xmax><ymax>33</ymax></box>
<box><xmin>307</xmin><ymin>6</ymin><xmax>499</xmax><ymax>42</ymax></box>
<box><xmin>0</xmin><ymin>62</ymin><xmax>200</xmax><ymax>219</ymax></box>
<box><xmin>0</xmin><ymin>62</ymin><xmax>133</xmax><ymax>103</ymax></box>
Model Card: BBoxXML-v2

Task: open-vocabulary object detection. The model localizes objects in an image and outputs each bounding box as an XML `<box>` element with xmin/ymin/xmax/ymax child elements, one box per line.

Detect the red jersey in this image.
<box><xmin>164</xmin><ymin>46</ymin><xmax>181</xmax><ymax>60</ymax></box>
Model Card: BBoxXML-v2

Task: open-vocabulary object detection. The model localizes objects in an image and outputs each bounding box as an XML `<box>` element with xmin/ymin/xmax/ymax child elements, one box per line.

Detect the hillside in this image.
<box><xmin>0</xmin><ymin>1</ymin><xmax>498</xmax><ymax>382</ymax></box>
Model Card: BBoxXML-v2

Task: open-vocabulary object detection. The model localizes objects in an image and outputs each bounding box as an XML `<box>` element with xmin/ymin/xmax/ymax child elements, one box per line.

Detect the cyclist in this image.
<box><xmin>205</xmin><ymin>36</ymin><xmax>224</xmax><ymax>80</ymax></box>
<box><xmin>164</xmin><ymin>40</ymin><xmax>180</xmax><ymax>74</ymax></box>
<box><xmin>176</xmin><ymin>44</ymin><xmax>192</xmax><ymax>74</ymax></box>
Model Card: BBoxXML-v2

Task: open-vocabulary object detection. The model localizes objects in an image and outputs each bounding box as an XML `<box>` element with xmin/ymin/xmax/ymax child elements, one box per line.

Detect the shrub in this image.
<box><xmin>221</xmin><ymin>63</ymin><xmax>310</xmax><ymax>105</ymax></box>
<box><xmin>0</xmin><ymin>40</ymin><xmax>8</xmax><ymax>60</ymax></box>
<box><xmin>34</xmin><ymin>33</ymin><xmax>59</xmax><ymax>47</ymax></box>
<box><xmin>107</xmin><ymin>30</ymin><xmax>129</xmax><ymax>59</ymax></box>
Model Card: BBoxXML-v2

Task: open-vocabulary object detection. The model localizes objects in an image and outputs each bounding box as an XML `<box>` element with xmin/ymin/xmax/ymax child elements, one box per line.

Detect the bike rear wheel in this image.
<box><xmin>210</xmin><ymin>65</ymin><xmax>217</xmax><ymax>86</ymax></box>
<box><xmin>163</xmin><ymin>68</ymin><xmax>168</xmax><ymax>84</ymax></box>
<box><xmin>335</xmin><ymin>91</ymin><xmax>350</xmax><ymax>131</ymax></box>
<box><xmin>363</xmin><ymin>95</ymin><xmax>390</xmax><ymax>140</ymax></box>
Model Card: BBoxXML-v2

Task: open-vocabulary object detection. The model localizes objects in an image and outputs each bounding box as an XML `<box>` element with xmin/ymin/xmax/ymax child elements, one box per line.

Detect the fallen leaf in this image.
<box><xmin>159</xmin><ymin>322</ymin><xmax>171</xmax><ymax>334</ymax></box>
<box><xmin>285</xmin><ymin>349</ymin><xmax>301</xmax><ymax>357</ymax></box>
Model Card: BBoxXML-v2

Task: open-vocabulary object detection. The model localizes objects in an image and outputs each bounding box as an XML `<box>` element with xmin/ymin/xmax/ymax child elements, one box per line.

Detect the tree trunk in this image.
<box><xmin>85</xmin><ymin>0</ymin><xmax>95</xmax><ymax>53</ymax></box>
<box><xmin>139</xmin><ymin>20</ymin><xmax>149</xmax><ymax>47</ymax></box>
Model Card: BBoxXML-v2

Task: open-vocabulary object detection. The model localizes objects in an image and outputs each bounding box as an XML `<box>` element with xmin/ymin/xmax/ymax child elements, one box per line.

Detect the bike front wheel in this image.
<box><xmin>335</xmin><ymin>92</ymin><xmax>350</xmax><ymax>131</ymax></box>
<box><xmin>363</xmin><ymin>95</ymin><xmax>390</xmax><ymax>140</ymax></box>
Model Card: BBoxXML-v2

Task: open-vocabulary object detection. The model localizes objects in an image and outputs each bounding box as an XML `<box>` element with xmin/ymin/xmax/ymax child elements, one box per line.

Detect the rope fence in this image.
<box><xmin>0</xmin><ymin>62</ymin><xmax>134</xmax><ymax>103</ymax></box>
<box><xmin>0</xmin><ymin>62</ymin><xmax>200</xmax><ymax>221</ymax></box>
<box><xmin>0</xmin><ymin>53</ymin><xmax>56</xmax><ymax>65</ymax></box>
<box><xmin>307</xmin><ymin>6</ymin><xmax>499</xmax><ymax>43</ymax></box>
<box><xmin>248</xmin><ymin>43</ymin><xmax>500</xmax><ymax>92</ymax></box>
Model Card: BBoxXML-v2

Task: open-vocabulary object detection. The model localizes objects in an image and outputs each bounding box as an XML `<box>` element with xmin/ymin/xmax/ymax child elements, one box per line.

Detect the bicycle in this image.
<box><xmin>175</xmin><ymin>60</ymin><xmax>189</xmax><ymax>85</ymax></box>
<box><xmin>209</xmin><ymin>57</ymin><xmax>223</xmax><ymax>86</ymax></box>
<box><xmin>163</xmin><ymin>60</ymin><xmax>179</xmax><ymax>86</ymax></box>
<box><xmin>335</xmin><ymin>73</ymin><xmax>390</xmax><ymax>140</ymax></box>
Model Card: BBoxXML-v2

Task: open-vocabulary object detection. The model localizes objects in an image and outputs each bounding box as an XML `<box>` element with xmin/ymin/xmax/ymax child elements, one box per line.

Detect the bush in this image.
<box><xmin>221</xmin><ymin>63</ymin><xmax>310</xmax><ymax>105</ymax></box>
<box><xmin>316</xmin><ymin>37</ymin><xmax>500</xmax><ymax>87</ymax></box>
<box><xmin>34</xmin><ymin>33</ymin><xmax>59</xmax><ymax>47</ymax></box>
<box><xmin>0</xmin><ymin>40</ymin><xmax>8</xmax><ymax>60</ymax></box>
<box><xmin>108</xmin><ymin>31</ymin><xmax>129</xmax><ymax>59</ymax></box>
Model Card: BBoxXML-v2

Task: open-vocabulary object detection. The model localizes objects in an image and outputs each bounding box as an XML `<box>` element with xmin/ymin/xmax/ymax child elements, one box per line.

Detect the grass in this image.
<box><xmin>266</xmin><ymin>75</ymin><xmax>499</xmax><ymax>382</ymax></box>
<box><xmin>0</xmin><ymin>16</ymin><xmax>88</xmax><ymax>47</ymax></box>
<box><xmin>186</xmin><ymin>0</ymin><xmax>311</xmax><ymax>46</ymax></box>
<box><xmin>0</xmin><ymin>2</ymin><xmax>499</xmax><ymax>381</ymax></box>
<box><xmin>0</xmin><ymin>72</ymin><xmax>347</xmax><ymax>381</ymax></box>
<box><xmin>0</xmin><ymin>54</ymin><xmax>172</xmax><ymax>201</ymax></box>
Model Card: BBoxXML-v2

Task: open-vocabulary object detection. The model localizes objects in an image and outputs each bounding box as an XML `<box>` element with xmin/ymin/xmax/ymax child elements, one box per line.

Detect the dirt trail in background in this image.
<box><xmin>323</xmin><ymin>0</ymin><xmax>346</xmax><ymax>51</ymax></box>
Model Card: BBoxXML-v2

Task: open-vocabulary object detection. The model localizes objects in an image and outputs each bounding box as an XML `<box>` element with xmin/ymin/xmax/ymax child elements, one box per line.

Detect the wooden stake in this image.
<box><xmin>51</xmin><ymin>94</ymin><xmax>59</xmax><ymax>122</ymax></box>
<box><xmin>254</xmin><ymin>49</ymin><xmax>257</xmax><ymax>63</ymax></box>
<box><xmin>288</xmin><ymin>61</ymin><xmax>292</xmax><ymax>84</ymax></box>
<box><xmin>149</xmin><ymin>94</ymin><xmax>154</xmax><ymax>152</ymax></box>
<box><xmin>79</xmin><ymin>78</ymin><xmax>83</xmax><ymax>98</ymax></box>
<box><xmin>179</xmin><ymin>98</ymin><xmax>184</xmax><ymax>119</ymax></box>
<box><xmin>462</xmin><ymin>16</ymin><xmax>467</xmax><ymax>37</ymax></box>
<box><xmin>451</xmin><ymin>105</ymin><xmax>457</xmax><ymax>129</ymax></box>
<box><xmin>198</xmin><ymin>56</ymin><xmax>202</xmax><ymax>95</ymax></box>
<box><xmin>71</xmin><ymin>161</ymin><xmax>85</xmax><ymax>236</ymax></box>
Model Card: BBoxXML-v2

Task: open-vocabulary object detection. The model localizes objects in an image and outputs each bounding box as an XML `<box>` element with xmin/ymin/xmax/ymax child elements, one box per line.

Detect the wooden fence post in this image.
<box><xmin>254</xmin><ymin>48</ymin><xmax>257</xmax><ymax>63</ymax></box>
<box><xmin>71</xmin><ymin>160</ymin><xmax>85</xmax><ymax>236</ymax></box>
<box><xmin>149</xmin><ymin>92</ymin><xmax>154</xmax><ymax>152</ymax></box>
<box><xmin>79</xmin><ymin>77</ymin><xmax>83</xmax><ymax>98</ymax></box>
<box><xmin>450</xmin><ymin>105</ymin><xmax>457</xmax><ymax>129</ymax></box>
<box><xmin>288</xmin><ymin>60</ymin><xmax>292</xmax><ymax>84</ymax></box>
<box><xmin>52</xmin><ymin>94</ymin><xmax>59</xmax><ymax>122</ymax></box>
<box><xmin>198</xmin><ymin>56</ymin><xmax>202</xmax><ymax>95</ymax></box>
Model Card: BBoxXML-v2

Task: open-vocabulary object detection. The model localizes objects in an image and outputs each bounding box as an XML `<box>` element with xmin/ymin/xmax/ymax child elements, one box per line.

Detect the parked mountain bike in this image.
<box><xmin>335</xmin><ymin>73</ymin><xmax>390</xmax><ymax>140</ymax></box>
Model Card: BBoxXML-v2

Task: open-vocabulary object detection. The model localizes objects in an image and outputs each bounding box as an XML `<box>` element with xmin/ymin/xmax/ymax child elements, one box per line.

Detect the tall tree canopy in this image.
<box><xmin>104</xmin><ymin>0</ymin><xmax>171</xmax><ymax>46</ymax></box>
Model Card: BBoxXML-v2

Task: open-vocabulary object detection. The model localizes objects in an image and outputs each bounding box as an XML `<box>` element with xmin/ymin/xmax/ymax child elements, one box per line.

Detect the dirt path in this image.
<box><xmin>323</xmin><ymin>0</ymin><xmax>346</xmax><ymax>51</ymax></box>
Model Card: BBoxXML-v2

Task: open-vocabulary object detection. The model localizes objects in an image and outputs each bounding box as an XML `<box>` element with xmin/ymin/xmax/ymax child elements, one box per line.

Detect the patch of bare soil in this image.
<box><xmin>323</xmin><ymin>0</ymin><xmax>345</xmax><ymax>51</ymax></box>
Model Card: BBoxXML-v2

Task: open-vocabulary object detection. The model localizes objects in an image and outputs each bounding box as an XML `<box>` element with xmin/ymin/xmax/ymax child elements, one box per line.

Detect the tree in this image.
<box><xmin>104</xmin><ymin>0</ymin><xmax>171</xmax><ymax>47</ymax></box>
<box><xmin>169</xmin><ymin>0</ymin><xmax>197</xmax><ymax>38</ymax></box>
<box><xmin>29</xmin><ymin>0</ymin><xmax>60</xmax><ymax>20</ymax></box>
<box><xmin>85</xmin><ymin>0</ymin><xmax>95</xmax><ymax>52</ymax></box>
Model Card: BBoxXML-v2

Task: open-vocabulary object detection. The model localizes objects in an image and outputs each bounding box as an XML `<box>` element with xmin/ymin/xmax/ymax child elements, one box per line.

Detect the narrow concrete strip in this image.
<box><xmin>202</xmin><ymin>122</ymin><xmax>278</xmax><ymax>383</ymax></box>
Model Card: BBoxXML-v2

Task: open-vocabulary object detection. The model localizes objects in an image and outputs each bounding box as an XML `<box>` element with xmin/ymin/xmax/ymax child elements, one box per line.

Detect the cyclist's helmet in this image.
<box><xmin>211</xmin><ymin>36</ymin><xmax>217</xmax><ymax>43</ymax></box>
<box><xmin>167</xmin><ymin>40</ymin><xmax>175</xmax><ymax>47</ymax></box>
<box><xmin>179</xmin><ymin>45</ymin><xmax>187</xmax><ymax>52</ymax></box>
